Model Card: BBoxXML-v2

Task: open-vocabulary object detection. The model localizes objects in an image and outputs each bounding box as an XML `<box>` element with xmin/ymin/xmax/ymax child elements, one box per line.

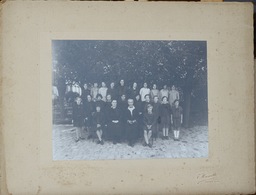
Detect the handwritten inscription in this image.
<box><xmin>196</xmin><ymin>173</ymin><xmax>219</xmax><ymax>184</ymax></box>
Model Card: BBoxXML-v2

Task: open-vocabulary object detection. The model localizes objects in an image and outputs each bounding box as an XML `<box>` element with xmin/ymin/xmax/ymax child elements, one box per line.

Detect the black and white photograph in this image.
<box><xmin>52</xmin><ymin>40</ymin><xmax>208</xmax><ymax>160</ymax></box>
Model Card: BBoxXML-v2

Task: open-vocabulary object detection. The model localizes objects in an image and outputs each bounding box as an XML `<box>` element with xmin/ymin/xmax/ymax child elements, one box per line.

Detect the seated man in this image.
<box><xmin>124</xmin><ymin>99</ymin><xmax>139</xmax><ymax>147</ymax></box>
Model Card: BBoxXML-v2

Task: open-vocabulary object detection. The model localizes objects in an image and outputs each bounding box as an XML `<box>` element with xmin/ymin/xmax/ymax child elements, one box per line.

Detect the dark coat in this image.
<box><xmin>72</xmin><ymin>103</ymin><xmax>84</xmax><ymax>127</ymax></box>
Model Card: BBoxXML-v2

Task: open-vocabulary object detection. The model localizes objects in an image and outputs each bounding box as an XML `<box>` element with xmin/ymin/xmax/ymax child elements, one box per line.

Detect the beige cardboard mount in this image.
<box><xmin>1</xmin><ymin>1</ymin><xmax>254</xmax><ymax>194</ymax></box>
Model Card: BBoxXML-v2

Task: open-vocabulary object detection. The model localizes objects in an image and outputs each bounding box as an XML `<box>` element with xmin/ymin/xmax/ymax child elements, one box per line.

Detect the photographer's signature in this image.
<box><xmin>196</xmin><ymin>173</ymin><xmax>219</xmax><ymax>184</ymax></box>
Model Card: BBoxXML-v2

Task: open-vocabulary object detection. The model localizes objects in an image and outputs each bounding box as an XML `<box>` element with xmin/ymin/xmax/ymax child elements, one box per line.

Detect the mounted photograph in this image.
<box><xmin>52</xmin><ymin>40</ymin><xmax>208</xmax><ymax>160</ymax></box>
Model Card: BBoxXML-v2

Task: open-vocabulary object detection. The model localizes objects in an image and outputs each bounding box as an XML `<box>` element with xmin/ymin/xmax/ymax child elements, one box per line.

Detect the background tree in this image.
<box><xmin>52</xmin><ymin>40</ymin><xmax>207</xmax><ymax>127</ymax></box>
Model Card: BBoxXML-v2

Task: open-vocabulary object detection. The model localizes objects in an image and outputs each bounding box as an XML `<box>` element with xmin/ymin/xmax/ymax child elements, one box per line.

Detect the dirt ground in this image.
<box><xmin>53</xmin><ymin>124</ymin><xmax>208</xmax><ymax>160</ymax></box>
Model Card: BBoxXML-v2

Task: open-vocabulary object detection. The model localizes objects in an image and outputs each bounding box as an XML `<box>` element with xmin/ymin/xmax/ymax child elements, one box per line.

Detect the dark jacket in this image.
<box><xmin>72</xmin><ymin>103</ymin><xmax>84</xmax><ymax>127</ymax></box>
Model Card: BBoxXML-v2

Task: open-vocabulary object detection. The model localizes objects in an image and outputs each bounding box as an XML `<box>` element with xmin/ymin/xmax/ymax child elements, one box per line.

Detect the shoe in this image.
<box><xmin>100</xmin><ymin>140</ymin><xmax>104</xmax><ymax>145</ymax></box>
<box><xmin>148</xmin><ymin>143</ymin><xmax>153</xmax><ymax>148</ymax></box>
<box><xmin>113</xmin><ymin>141</ymin><xmax>117</xmax><ymax>144</ymax></box>
<box><xmin>96</xmin><ymin>140</ymin><xmax>101</xmax><ymax>144</ymax></box>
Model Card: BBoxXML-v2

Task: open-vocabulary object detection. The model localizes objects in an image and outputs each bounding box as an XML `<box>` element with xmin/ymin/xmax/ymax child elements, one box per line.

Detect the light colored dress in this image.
<box><xmin>139</xmin><ymin>87</ymin><xmax>150</xmax><ymax>102</ymax></box>
<box><xmin>98</xmin><ymin>87</ymin><xmax>108</xmax><ymax>101</ymax></box>
<box><xmin>169</xmin><ymin>90</ymin><xmax>179</xmax><ymax>106</ymax></box>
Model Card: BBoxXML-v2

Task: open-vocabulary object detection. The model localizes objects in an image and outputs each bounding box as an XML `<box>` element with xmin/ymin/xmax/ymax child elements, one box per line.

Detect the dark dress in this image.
<box><xmin>117</xmin><ymin>85</ymin><xmax>127</xmax><ymax>97</ymax></box>
<box><xmin>108</xmin><ymin>107</ymin><xmax>121</xmax><ymax>142</ymax></box>
<box><xmin>73</xmin><ymin>103</ymin><xmax>84</xmax><ymax>128</ymax></box>
<box><xmin>172</xmin><ymin>106</ymin><xmax>183</xmax><ymax>129</ymax></box>
<box><xmin>142</xmin><ymin>101</ymin><xmax>151</xmax><ymax>114</ymax></box>
<box><xmin>152</xmin><ymin>102</ymin><xmax>161</xmax><ymax>124</ymax></box>
<box><xmin>143</xmin><ymin>112</ymin><xmax>157</xmax><ymax>132</ymax></box>
<box><xmin>128</xmin><ymin>87</ymin><xmax>139</xmax><ymax>100</ymax></box>
<box><xmin>83</xmin><ymin>100</ymin><xmax>95</xmax><ymax>128</ymax></box>
<box><xmin>159</xmin><ymin>103</ymin><xmax>171</xmax><ymax>127</ymax></box>
<box><xmin>124</xmin><ymin>107</ymin><xmax>139</xmax><ymax>143</ymax></box>
<box><xmin>81</xmin><ymin>89</ymin><xmax>91</xmax><ymax>103</ymax></box>
<box><xmin>92</xmin><ymin>111</ymin><xmax>105</xmax><ymax>131</ymax></box>
<box><xmin>107</xmin><ymin>88</ymin><xmax>117</xmax><ymax>100</ymax></box>
<box><xmin>95</xmin><ymin>100</ymin><xmax>106</xmax><ymax>112</ymax></box>
<box><xmin>134</xmin><ymin>100</ymin><xmax>143</xmax><ymax>137</ymax></box>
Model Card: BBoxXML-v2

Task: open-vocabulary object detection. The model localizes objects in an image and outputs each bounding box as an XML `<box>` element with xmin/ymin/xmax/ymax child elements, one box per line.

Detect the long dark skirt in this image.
<box><xmin>109</xmin><ymin>122</ymin><xmax>121</xmax><ymax>142</ymax></box>
<box><xmin>126</xmin><ymin>123</ymin><xmax>138</xmax><ymax>143</ymax></box>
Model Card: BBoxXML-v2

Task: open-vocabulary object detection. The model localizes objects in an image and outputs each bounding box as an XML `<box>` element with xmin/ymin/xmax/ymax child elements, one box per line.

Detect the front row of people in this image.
<box><xmin>72</xmin><ymin>96</ymin><xmax>183</xmax><ymax>147</ymax></box>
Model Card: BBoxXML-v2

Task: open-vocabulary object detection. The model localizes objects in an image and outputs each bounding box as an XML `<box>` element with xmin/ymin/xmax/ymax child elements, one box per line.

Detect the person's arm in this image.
<box><xmin>177</xmin><ymin>91</ymin><xmax>180</xmax><ymax>100</ymax></box>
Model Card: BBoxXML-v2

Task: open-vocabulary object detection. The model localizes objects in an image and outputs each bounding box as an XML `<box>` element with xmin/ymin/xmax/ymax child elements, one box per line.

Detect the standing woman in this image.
<box><xmin>108</xmin><ymin>100</ymin><xmax>121</xmax><ymax>144</ymax></box>
<box><xmin>98</xmin><ymin>82</ymin><xmax>108</xmax><ymax>102</ymax></box>
<box><xmin>139</xmin><ymin>82</ymin><xmax>150</xmax><ymax>102</ymax></box>
<box><xmin>160</xmin><ymin>96</ymin><xmax>171</xmax><ymax>139</ymax></box>
<box><xmin>118</xmin><ymin>79</ymin><xmax>127</xmax><ymax>99</ymax></box>
<box><xmin>81</xmin><ymin>83</ymin><xmax>91</xmax><ymax>104</ymax></box>
<box><xmin>169</xmin><ymin>85</ymin><xmax>179</xmax><ymax>106</ymax></box>
<box><xmin>152</xmin><ymin>96</ymin><xmax>161</xmax><ymax>139</ymax></box>
<box><xmin>83</xmin><ymin>94</ymin><xmax>95</xmax><ymax>138</ymax></box>
<box><xmin>91</xmin><ymin>82</ymin><xmax>99</xmax><ymax>102</ymax></box>
<box><xmin>129</xmin><ymin>82</ymin><xmax>139</xmax><ymax>100</ymax></box>
<box><xmin>159</xmin><ymin>85</ymin><xmax>169</xmax><ymax>103</ymax></box>
<box><xmin>107</xmin><ymin>82</ymin><xmax>117</xmax><ymax>101</ymax></box>
<box><xmin>72</xmin><ymin>97</ymin><xmax>84</xmax><ymax>142</ymax></box>
<box><xmin>171</xmin><ymin>99</ymin><xmax>183</xmax><ymax>141</ymax></box>
<box><xmin>150</xmin><ymin>84</ymin><xmax>159</xmax><ymax>101</ymax></box>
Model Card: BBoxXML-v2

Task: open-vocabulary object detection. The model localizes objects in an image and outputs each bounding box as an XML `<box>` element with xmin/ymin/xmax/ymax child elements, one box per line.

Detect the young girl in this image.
<box><xmin>72</xmin><ymin>97</ymin><xmax>84</xmax><ymax>142</ymax></box>
<box><xmin>143</xmin><ymin>104</ymin><xmax>157</xmax><ymax>147</ymax></box>
<box><xmin>171</xmin><ymin>99</ymin><xmax>183</xmax><ymax>141</ymax></box>
<box><xmin>150</xmin><ymin>84</ymin><xmax>159</xmax><ymax>101</ymax></box>
<box><xmin>152</xmin><ymin>96</ymin><xmax>161</xmax><ymax>139</ymax></box>
<box><xmin>90</xmin><ymin>82</ymin><xmax>99</xmax><ymax>101</ymax></box>
<box><xmin>169</xmin><ymin>85</ymin><xmax>179</xmax><ymax>106</ymax></box>
<box><xmin>139</xmin><ymin>82</ymin><xmax>150</xmax><ymax>102</ymax></box>
<box><xmin>160</xmin><ymin>96</ymin><xmax>171</xmax><ymax>139</ymax></box>
<box><xmin>160</xmin><ymin>85</ymin><xmax>169</xmax><ymax>103</ymax></box>
<box><xmin>92</xmin><ymin>105</ymin><xmax>105</xmax><ymax>145</ymax></box>
<box><xmin>98</xmin><ymin>82</ymin><xmax>108</xmax><ymax>102</ymax></box>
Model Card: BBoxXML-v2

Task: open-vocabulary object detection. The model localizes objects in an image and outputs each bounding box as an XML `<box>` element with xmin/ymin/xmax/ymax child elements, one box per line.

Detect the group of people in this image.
<box><xmin>72</xmin><ymin>79</ymin><xmax>183</xmax><ymax>147</ymax></box>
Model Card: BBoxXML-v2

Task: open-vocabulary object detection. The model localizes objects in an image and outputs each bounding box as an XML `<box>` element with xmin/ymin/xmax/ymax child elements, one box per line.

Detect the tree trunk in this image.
<box><xmin>183</xmin><ymin>88</ymin><xmax>192</xmax><ymax>128</ymax></box>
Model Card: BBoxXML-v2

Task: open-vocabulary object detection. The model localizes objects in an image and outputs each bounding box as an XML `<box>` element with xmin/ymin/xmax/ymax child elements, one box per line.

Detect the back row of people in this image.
<box><xmin>73</xmin><ymin>92</ymin><xmax>183</xmax><ymax>147</ymax></box>
<box><xmin>81</xmin><ymin>80</ymin><xmax>180</xmax><ymax>106</ymax></box>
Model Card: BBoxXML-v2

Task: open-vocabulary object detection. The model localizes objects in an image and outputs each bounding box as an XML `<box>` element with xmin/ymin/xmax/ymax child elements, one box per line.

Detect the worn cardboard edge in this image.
<box><xmin>0</xmin><ymin>2</ymin><xmax>10</xmax><ymax>195</ymax></box>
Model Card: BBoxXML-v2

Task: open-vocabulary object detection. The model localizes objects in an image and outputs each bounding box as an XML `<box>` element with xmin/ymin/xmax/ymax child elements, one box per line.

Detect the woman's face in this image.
<box><xmin>87</xmin><ymin>95</ymin><xmax>92</xmax><ymax>101</ymax></box>
<box><xmin>136</xmin><ymin>95</ymin><xmax>140</xmax><ymax>101</ymax></box>
<box><xmin>163</xmin><ymin>97</ymin><xmax>168</xmax><ymax>103</ymax></box>
<box><xmin>121</xmin><ymin>95</ymin><xmax>126</xmax><ymax>101</ymax></box>
<box><xmin>110</xmin><ymin>82</ymin><xmax>115</xmax><ymax>88</ymax></box>
<box><xmin>102</xmin><ymin>82</ymin><xmax>106</xmax><ymax>87</ymax></box>
<box><xmin>144</xmin><ymin>83</ymin><xmax>147</xmax><ymax>88</ymax></box>
<box><xmin>106</xmin><ymin>95</ymin><xmax>111</xmax><ymax>101</ymax></box>
<box><xmin>112</xmin><ymin>100</ymin><xmax>117</xmax><ymax>108</ymax></box>
<box><xmin>120</xmin><ymin>80</ymin><xmax>124</xmax><ymax>86</ymax></box>
<box><xmin>83</xmin><ymin>84</ymin><xmax>88</xmax><ymax>89</ymax></box>
<box><xmin>153</xmin><ymin>84</ymin><xmax>156</xmax><ymax>89</ymax></box>
<box><xmin>147</xmin><ymin>106</ymin><xmax>153</xmax><ymax>113</ymax></box>
<box><xmin>153</xmin><ymin>96</ymin><xmax>159</xmax><ymax>103</ymax></box>
<box><xmin>76</xmin><ymin>98</ymin><xmax>82</xmax><ymax>105</ymax></box>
